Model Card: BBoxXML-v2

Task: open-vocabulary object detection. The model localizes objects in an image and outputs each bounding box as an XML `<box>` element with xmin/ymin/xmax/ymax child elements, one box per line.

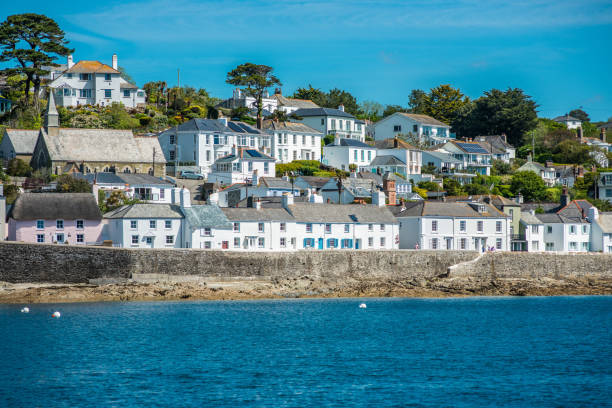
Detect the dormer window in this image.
<box><xmin>104</xmin><ymin>74</ymin><xmax>111</xmax><ymax>81</ymax></box>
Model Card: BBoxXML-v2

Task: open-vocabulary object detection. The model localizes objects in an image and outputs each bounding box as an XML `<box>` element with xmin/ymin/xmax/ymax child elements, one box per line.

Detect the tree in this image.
<box><xmin>382</xmin><ymin>104</ymin><xmax>407</xmax><ymax>117</ymax></box>
<box><xmin>55</xmin><ymin>174</ymin><xmax>92</xmax><ymax>193</ymax></box>
<box><xmin>491</xmin><ymin>159</ymin><xmax>512</xmax><ymax>176</ymax></box>
<box><xmin>6</xmin><ymin>158</ymin><xmax>32</xmax><ymax>177</ymax></box>
<box><xmin>325</xmin><ymin>88</ymin><xmax>360</xmax><ymax>115</ymax></box>
<box><xmin>552</xmin><ymin>140</ymin><xmax>595</xmax><ymax>165</ymax></box>
<box><xmin>100</xmin><ymin>190</ymin><xmax>141</xmax><ymax>213</ymax></box>
<box><xmin>0</xmin><ymin>14</ymin><xmax>73</xmax><ymax>106</ymax></box>
<box><xmin>422</xmin><ymin>85</ymin><xmax>471</xmax><ymax>131</ymax></box>
<box><xmin>510</xmin><ymin>171</ymin><xmax>547</xmax><ymax>202</ymax></box>
<box><xmin>464</xmin><ymin>88</ymin><xmax>538</xmax><ymax>147</ymax></box>
<box><xmin>291</xmin><ymin>85</ymin><xmax>326</xmax><ymax>106</ymax></box>
<box><xmin>443</xmin><ymin>177</ymin><xmax>464</xmax><ymax>196</ymax></box>
<box><xmin>569</xmin><ymin>109</ymin><xmax>590</xmax><ymax>122</ymax></box>
<box><xmin>226</xmin><ymin>63</ymin><xmax>281</xmax><ymax>129</ymax></box>
<box><xmin>408</xmin><ymin>89</ymin><xmax>427</xmax><ymax>114</ymax></box>
<box><xmin>118</xmin><ymin>66</ymin><xmax>134</xmax><ymax>84</ymax></box>
<box><xmin>359</xmin><ymin>100</ymin><xmax>383</xmax><ymax>121</ymax></box>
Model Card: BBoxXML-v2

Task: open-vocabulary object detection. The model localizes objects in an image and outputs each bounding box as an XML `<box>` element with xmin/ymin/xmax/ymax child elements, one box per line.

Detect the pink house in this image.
<box><xmin>8</xmin><ymin>193</ymin><xmax>103</xmax><ymax>245</ymax></box>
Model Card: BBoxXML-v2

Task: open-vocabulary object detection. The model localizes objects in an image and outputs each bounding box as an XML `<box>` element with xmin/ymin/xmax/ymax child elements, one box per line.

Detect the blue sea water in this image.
<box><xmin>1</xmin><ymin>297</ymin><xmax>611</xmax><ymax>407</ymax></box>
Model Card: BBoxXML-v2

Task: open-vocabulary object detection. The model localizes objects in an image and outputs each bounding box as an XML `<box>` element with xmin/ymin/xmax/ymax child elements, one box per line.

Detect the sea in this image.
<box><xmin>1</xmin><ymin>296</ymin><xmax>611</xmax><ymax>407</ymax></box>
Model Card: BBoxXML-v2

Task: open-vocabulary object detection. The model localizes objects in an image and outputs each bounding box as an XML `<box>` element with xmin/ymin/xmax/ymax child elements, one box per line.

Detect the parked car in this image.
<box><xmin>179</xmin><ymin>170</ymin><xmax>204</xmax><ymax>180</ymax></box>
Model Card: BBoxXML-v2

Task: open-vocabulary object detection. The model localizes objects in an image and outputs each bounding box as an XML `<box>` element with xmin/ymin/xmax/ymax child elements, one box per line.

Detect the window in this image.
<box><xmin>293</xmin><ymin>151</ymin><xmax>297</xmax><ymax>161</ymax></box>
<box><xmin>547</xmin><ymin>226</ymin><xmax>552</xmax><ymax>234</ymax></box>
<box><xmin>341</xmin><ymin>239</ymin><xmax>352</xmax><ymax>248</ymax></box>
<box><xmin>150</xmin><ymin>220</ymin><xmax>156</xmax><ymax>229</ymax></box>
<box><xmin>104</xmin><ymin>89</ymin><xmax>112</xmax><ymax>98</ymax></box>
<box><xmin>496</xmin><ymin>221</ymin><xmax>502</xmax><ymax>233</ymax></box>
<box><xmin>37</xmin><ymin>234</ymin><xmax>44</xmax><ymax>243</ymax></box>
<box><xmin>280</xmin><ymin>237</ymin><xmax>286</xmax><ymax>248</ymax></box>
<box><xmin>431</xmin><ymin>238</ymin><xmax>438</xmax><ymax>249</ymax></box>
<box><xmin>104</xmin><ymin>73</ymin><xmax>112</xmax><ymax>81</ymax></box>
<box><xmin>131</xmin><ymin>235</ymin><xmax>139</xmax><ymax>245</ymax></box>
<box><xmin>368</xmin><ymin>224</ymin><xmax>373</xmax><ymax>232</ymax></box>
<box><xmin>166</xmin><ymin>235</ymin><xmax>174</xmax><ymax>245</ymax></box>
<box><xmin>56</xmin><ymin>220</ymin><xmax>64</xmax><ymax>229</ymax></box>
<box><xmin>460</xmin><ymin>238</ymin><xmax>467</xmax><ymax>250</ymax></box>
<box><xmin>361</xmin><ymin>150</ymin><xmax>365</xmax><ymax>161</ymax></box>
<box><xmin>344</xmin><ymin>224</ymin><xmax>350</xmax><ymax>233</ymax></box>
<box><xmin>380</xmin><ymin>224</ymin><xmax>385</xmax><ymax>231</ymax></box>
<box><xmin>459</xmin><ymin>220</ymin><xmax>466</xmax><ymax>232</ymax></box>
<box><xmin>159</xmin><ymin>189</ymin><xmax>165</xmax><ymax>200</ymax></box>
<box><xmin>354</xmin><ymin>150</ymin><xmax>358</xmax><ymax>161</ymax></box>
<box><xmin>280</xmin><ymin>222</ymin><xmax>286</xmax><ymax>232</ymax></box>
<box><xmin>569</xmin><ymin>225</ymin><xmax>576</xmax><ymax>234</ymax></box>
<box><xmin>477</xmin><ymin>221</ymin><xmax>483</xmax><ymax>232</ymax></box>
<box><xmin>258</xmin><ymin>237</ymin><xmax>265</xmax><ymax>248</ymax></box>
<box><xmin>36</xmin><ymin>220</ymin><xmax>44</xmax><ymax>229</ymax></box>
<box><xmin>380</xmin><ymin>237</ymin><xmax>386</xmax><ymax>247</ymax></box>
<box><xmin>234</xmin><ymin>237</ymin><xmax>241</xmax><ymax>248</ymax></box>
<box><xmin>204</xmin><ymin>241</ymin><xmax>212</xmax><ymax>249</ymax></box>
<box><xmin>130</xmin><ymin>220</ymin><xmax>137</xmax><ymax>229</ymax></box>
<box><xmin>264</xmin><ymin>162</ymin><xmax>269</xmax><ymax>174</ymax></box>
<box><xmin>496</xmin><ymin>238</ymin><xmax>502</xmax><ymax>250</ymax></box>
<box><xmin>569</xmin><ymin>242</ymin><xmax>577</xmax><ymax>250</ymax></box>
<box><xmin>327</xmin><ymin>238</ymin><xmax>337</xmax><ymax>248</ymax></box>
<box><xmin>581</xmin><ymin>242</ymin><xmax>589</xmax><ymax>251</ymax></box>
<box><xmin>531</xmin><ymin>241</ymin><xmax>539</xmax><ymax>251</ymax></box>
<box><xmin>203</xmin><ymin>228</ymin><xmax>211</xmax><ymax>236</ymax></box>
<box><xmin>546</xmin><ymin>242</ymin><xmax>554</xmax><ymax>251</ymax></box>
<box><xmin>233</xmin><ymin>222</ymin><xmax>240</xmax><ymax>232</ymax></box>
<box><xmin>306</xmin><ymin>223</ymin><xmax>312</xmax><ymax>233</ymax></box>
<box><xmin>79</xmin><ymin>73</ymin><xmax>91</xmax><ymax>80</ymax></box>
<box><xmin>368</xmin><ymin>151</ymin><xmax>371</xmax><ymax>161</ymax></box>
<box><xmin>56</xmin><ymin>233</ymin><xmax>64</xmax><ymax>243</ymax></box>
<box><xmin>431</xmin><ymin>220</ymin><xmax>438</xmax><ymax>232</ymax></box>
<box><xmin>393</xmin><ymin>125</ymin><xmax>401</xmax><ymax>132</ymax></box>
<box><xmin>531</xmin><ymin>225</ymin><xmax>538</xmax><ymax>234</ymax></box>
<box><xmin>79</xmin><ymin>89</ymin><xmax>92</xmax><ymax>98</ymax></box>
<box><xmin>123</xmin><ymin>90</ymin><xmax>130</xmax><ymax>97</ymax></box>
<box><xmin>331</xmin><ymin>119</ymin><xmax>336</xmax><ymax>130</ymax></box>
<box><xmin>77</xmin><ymin>234</ymin><xmax>84</xmax><ymax>244</ymax></box>
<box><xmin>321</xmin><ymin>118</ymin><xmax>324</xmax><ymax>126</ymax></box>
<box><xmin>325</xmin><ymin>224</ymin><xmax>332</xmax><ymax>233</ymax></box>
<box><xmin>169</xmin><ymin>151</ymin><xmax>176</xmax><ymax>161</ymax></box>
<box><xmin>222</xmin><ymin>241</ymin><xmax>229</xmax><ymax>249</ymax></box>
<box><xmin>413</xmin><ymin>124</ymin><xmax>418</xmax><ymax>132</ymax></box>
<box><xmin>146</xmin><ymin>237</ymin><xmax>153</xmax><ymax>245</ymax></box>
<box><xmin>258</xmin><ymin>222</ymin><xmax>264</xmax><ymax>233</ymax></box>
<box><xmin>582</xmin><ymin>225</ymin><xmax>588</xmax><ymax>234</ymax></box>
<box><xmin>368</xmin><ymin>237</ymin><xmax>374</xmax><ymax>247</ymax></box>
<box><xmin>169</xmin><ymin>134</ymin><xmax>176</xmax><ymax>145</ymax></box>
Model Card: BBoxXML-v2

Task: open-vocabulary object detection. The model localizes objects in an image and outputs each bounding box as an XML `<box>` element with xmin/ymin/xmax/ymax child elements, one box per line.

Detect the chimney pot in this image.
<box><xmin>112</xmin><ymin>53</ymin><xmax>118</xmax><ymax>70</ymax></box>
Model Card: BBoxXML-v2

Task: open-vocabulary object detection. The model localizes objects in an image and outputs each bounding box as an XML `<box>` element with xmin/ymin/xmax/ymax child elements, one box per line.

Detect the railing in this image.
<box><xmin>510</xmin><ymin>234</ymin><xmax>526</xmax><ymax>241</ymax></box>
<box><xmin>327</xmin><ymin>129</ymin><xmax>363</xmax><ymax>136</ymax></box>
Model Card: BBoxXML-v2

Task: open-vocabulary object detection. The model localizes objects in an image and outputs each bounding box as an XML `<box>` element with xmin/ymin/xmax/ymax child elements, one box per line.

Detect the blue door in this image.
<box><xmin>355</xmin><ymin>239</ymin><xmax>360</xmax><ymax>249</ymax></box>
<box><xmin>318</xmin><ymin>238</ymin><xmax>323</xmax><ymax>250</ymax></box>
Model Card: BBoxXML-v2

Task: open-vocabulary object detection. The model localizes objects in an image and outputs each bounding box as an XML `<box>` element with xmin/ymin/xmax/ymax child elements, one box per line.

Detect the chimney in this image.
<box><xmin>601</xmin><ymin>127</ymin><xmax>607</xmax><ymax>142</ymax></box>
<box><xmin>180</xmin><ymin>186</ymin><xmax>191</xmax><ymax>208</ymax></box>
<box><xmin>208</xmin><ymin>192</ymin><xmax>219</xmax><ymax>205</ymax></box>
<box><xmin>281</xmin><ymin>192</ymin><xmax>294</xmax><ymax>209</ymax></box>
<box><xmin>112</xmin><ymin>53</ymin><xmax>118</xmax><ymax>70</ymax></box>
<box><xmin>67</xmin><ymin>54</ymin><xmax>74</xmax><ymax>69</ymax></box>
<box><xmin>44</xmin><ymin>90</ymin><xmax>60</xmax><ymax>135</ymax></box>
<box><xmin>338</xmin><ymin>104</ymin><xmax>345</xmax><ymax>112</ymax></box>
<box><xmin>560</xmin><ymin>187</ymin><xmax>570</xmax><ymax>208</ymax></box>
<box><xmin>255</xmin><ymin>198</ymin><xmax>261</xmax><ymax>210</ymax></box>
<box><xmin>501</xmin><ymin>133</ymin><xmax>507</xmax><ymax>143</ymax></box>
<box><xmin>545</xmin><ymin>160</ymin><xmax>553</xmax><ymax>168</ymax></box>
<box><xmin>372</xmin><ymin>189</ymin><xmax>386</xmax><ymax>207</ymax></box>
<box><xmin>587</xmin><ymin>206</ymin><xmax>599</xmax><ymax>222</ymax></box>
<box><xmin>383</xmin><ymin>172</ymin><xmax>396</xmax><ymax>205</ymax></box>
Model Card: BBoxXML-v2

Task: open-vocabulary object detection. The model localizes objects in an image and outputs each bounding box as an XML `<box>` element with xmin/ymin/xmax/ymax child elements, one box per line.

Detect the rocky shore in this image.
<box><xmin>2</xmin><ymin>274</ymin><xmax>611</xmax><ymax>304</ymax></box>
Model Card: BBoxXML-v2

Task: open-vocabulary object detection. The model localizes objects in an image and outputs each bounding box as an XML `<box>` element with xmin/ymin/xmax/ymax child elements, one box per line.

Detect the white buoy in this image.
<box><xmin>359</xmin><ymin>303</ymin><xmax>367</xmax><ymax>309</ymax></box>
<box><xmin>52</xmin><ymin>311</ymin><xmax>61</xmax><ymax>318</ymax></box>
<box><xmin>21</xmin><ymin>307</ymin><xmax>29</xmax><ymax>313</ymax></box>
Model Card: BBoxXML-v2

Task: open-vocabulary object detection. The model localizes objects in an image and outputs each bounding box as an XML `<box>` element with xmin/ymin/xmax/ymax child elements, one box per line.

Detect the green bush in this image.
<box><xmin>6</xmin><ymin>158</ymin><xmax>32</xmax><ymax>177</ymax></box>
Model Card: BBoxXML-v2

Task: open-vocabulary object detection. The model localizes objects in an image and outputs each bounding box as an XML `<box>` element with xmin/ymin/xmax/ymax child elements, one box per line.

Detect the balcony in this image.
<box><xmin>327</xmin><ymin>129</ymin><xmax>363</xmax><ymax>137</ymax></box>
<box><xmin>510</xmin><ymin>234</ymin><xmax>526</xmax><ymax>242</ymax></box>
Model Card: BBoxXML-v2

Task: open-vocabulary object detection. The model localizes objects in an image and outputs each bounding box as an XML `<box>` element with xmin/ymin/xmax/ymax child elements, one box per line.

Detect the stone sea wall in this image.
<box><xmin>1</xmin><ymin>241</ymin><xmax>611</xmax><ymax>284</ymax></box>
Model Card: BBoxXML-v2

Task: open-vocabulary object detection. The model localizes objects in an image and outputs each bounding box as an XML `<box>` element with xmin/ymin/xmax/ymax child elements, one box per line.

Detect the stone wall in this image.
<box><xmin>449</xmin><ymin>252</ymin><xmax>612</xmax><ymax>279</ymax></box>
<box><xmin>0</xmin><ymin>241</ymin><xmax>477</xmax><ymax>284</ymax></box>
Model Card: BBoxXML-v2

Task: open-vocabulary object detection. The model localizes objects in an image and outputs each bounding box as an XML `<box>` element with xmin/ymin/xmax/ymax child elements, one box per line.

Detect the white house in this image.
<box><xmin>208</xmin><ymin>148</ymin><xmax>276</xmax><ymax>185</ymax></box>
<box><xmin>598</xmin><ymin>172</ymin><xmax>612</xmax><ymax>204</ymax></box>
<box><xmin>322</xmin><ymin>137</ymin><xmax>376</xmax><ymax>171</ymax></box>
<box><xmin>49</xmin><ymin>54</ymin><xmax>145</xmax><ymax>108</ymax></box>
<box><xmin>103</xmin><ymin>202</ymin><xmax>185</xmax><ymax>248</ymax></box>
<box><xmin>181</xmin><ymin>204</ymin><xmax>234</xmax><ymax>249</ymax></box>
<box><xmin>553</xmin><ymin>114</ymin><xmax>582</xmax><ymax>130</ymax></box>
<box><xmin>435</xmin><ymin>141</ymin><xmax>492</xmax><ymax>176</ymax></box>
<box><xmin>390</xmin><ymin>200</ymin><xmax>511</xmax><ymax>251</ymax></box>
<box><xmin>217</xmin><ymin>88</ymin><xmax>279</xmax><ymax>114</ymax></box>
<box><xmin>516</xmin><ymin>159</ymin><xmax>558</xmax><ymax>187</ymax></box>
<box><xmin>535</xmin><ymin>213</ymin><xmax>591</xmax><ymax>252</ymax></box>
<box><xmin>158</xmin><ymin>118</ymin><xmax>269</xmax><ymax>175</ymax></box>
<box><xmin>291</xmin><ymin>106</ymin><xmax>365</xmax><ymax>142</ymax></box>
<box><xmin>74</xmin><ymin>172</ymin><xmax>177</xmax><ymax>204</ymax></box>
<box><xmin>591</xmin><ymin>210</ymin><xmax>612</xmax><ymax>253</ymax></box>
<box><xmin>270</xmin><ymin>90</ymin><xmax>320</xmax><ymax>114</ymax></box>
<box><xmin>373</xmin><ymin>112</ymin><xmax>452</xmax><ymax>145</ymax></box>
<box><xmin>421</xmin><ymin>151</ymin><xmax>464</xmax><ymax>173</ymax></box>
<box><xmin>519</xmin><ymin>211</ymin><xmax>545</xmax><ymax>252</ymax></box>
<box><xmin>474</xmin><ymin>135</ymin><xmax>516</xmax><ymax>161</ymax></box>
<box><xmin>262</xmin><ymin>120</ymin><xmax>322</xmax><ymax>163</ymax></box>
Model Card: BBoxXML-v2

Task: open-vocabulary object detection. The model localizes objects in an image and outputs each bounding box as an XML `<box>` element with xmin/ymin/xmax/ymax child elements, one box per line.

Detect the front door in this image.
<box><xmin>355</xmin><ymin>239</ymin><xmax>361</xmax><ymax>249</ymax></box>
<box><xmin>145</xmin><ymin>236</ymin><xmax>154</xmax><ymax>248</ymax></box>
<box><xmin>318</xmin><ymin>238</ymin><xmax>324</xmax><ymax>250</ymax></box>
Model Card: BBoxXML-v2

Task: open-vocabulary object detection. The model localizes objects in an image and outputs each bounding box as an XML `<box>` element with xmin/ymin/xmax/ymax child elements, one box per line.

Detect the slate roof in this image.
<box><xmin>397</xmin><ymin>113</ymin><xmax>450</xmax><ymax>127</ymax></box>
<box><xmin>214</xmin><ymin>149</ymin><xmax>275</xmax><ymax>163</ymax></box>
<box><xmin>295</xmin><ymin>176</ymin><xmax>330</xmax><ymax>189</ymax></box>
<box><xmin>372</xmin><ymin>138</ymin><xmax>417</xmax><ymax>150</ymax></box>
<box><xmin>595</xmin><ymin>212</ymin><xmax>612</xmax><ymax>233</ymax></box>
<box><xmin>286</xmin><ymin>202</ymin><xmax>397</xmax><ymax>223</ymax></box>
<box><xmin>222</xmin><ymin>207</ymin><xmax>294</xmax><ymax>222</ymax></box>
<box><xmin>520</xmin><ymin>212</ymin><xmax>543</xmax><ymax>225</ymax></box>
<box><xmin>170</xmin><ymin>118</ymin><xmax>264</xmax><ymax>134</ymax></box>
<box><xmin>534</xmin><ymin>213</ymin><xmax>586</xmax><ymax>224</ymax></box>
<box><xmin>261</xmin><ymin>120</ymin><xmax>322</xmax><ymax>134</ymax></box>
<box><xmin>369</xmin><ymin>155</ymin><xmax>406</xmax><ymax>166</ymax></box>
<box><xmin>259</xmin><ymin>177</ymin><xmax>292</xmax><ymax>189</ymax></box>
<box><xmin>271</xmin><ymin>94</ymin><xmax>319</xmax><ymax>109</ymax></box>
<box><xmin>291</xmin><ymin>107</ymin><xmax>354</xmax><ymax>119</ymax></box>
<box><xmin>421</xmin><ymin>151</ymin><xmax>463</xmax><ymax>164</ymax></box>
<box><xmin>181</xmin><ymin>205</ymin><xmax>232</xmax><ymax>229</ymax></box>
<box><xmin>474</xmin><ymin>135</ymin><xmax>514</xmax><ymax>150</ymax></box>
<box><xmin>357</xmin><ymin>171</ymin><xmax>382</xmax><ymax>185</ymax></box>
<box><xmin>553</xmin><ymin>115</ymin><xmax>581</xmax><ymax>122</ymax></box>
<box><xmin>74</xmin><ymin>172</ymin><xmax>174</xmax><ymax>186</ymax></box>
<box><xmin>234</xmin><ymin>195</ymin><xmax>308</xmax><ymax>208</ymax></box>
<box><xmin>2</xmin><ymin>129</ymin><xmax>39</xmax><ymax>154</ymax></box>
<box><xmin>336</xmin><ymin>138</ymin><xmax>373</xmax><ymax>148</ymax></box>
<box><xmin>390</xmin><ymin>200</ymin><xmax>508</xmax><ymax>218</ymax></box>
<box><xmin>10</xmin><ymin>193</ymin><xmax>102</xmax><ymax>220</ymax></box>
<box><xmin>65</xmin><ymin>60</ymin><xmax>119</xmax><ymax>74</ymax></box>
<box><xmin>39</xmin><ymin>130</ymin><xmax>166</xmax><ymax>164</ymax></box>
<box><xmin>103</xmin><ymin>204</ymin><xmax>183</xmax><ymax>219</ymax></box>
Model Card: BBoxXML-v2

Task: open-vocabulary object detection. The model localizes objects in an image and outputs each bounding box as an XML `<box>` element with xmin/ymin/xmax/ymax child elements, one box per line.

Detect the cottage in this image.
<box><xmin>435</xmin><ymin>141</ymin><xmax>492</xmax><ymax>175</ymax></box>
<box><xmin>74</xmin><ymin>172</ymin><xmax>177</xmax><ymax>204</ymax></box>
<box><xmin>591</xmin><ymin>211</ymin><xmax>612</xmax><ymax>253</ymax></box>
<box><xmin>0</xmin><ymin>129</ymin><xmax>39</xmax><ymax>163</ymax></box>
<box><xmin>322</xmin><ymin>138</ymin><xmax>376</xmax><ymax>171</ymax></box>
<box><xmin>373</xmin><ymin>112</ymin><xmax>452</xmax><ymax>145</ymax></box>
<box><xmin>270</xmin><ymin>89</ymin><xmax>320</xmax><ymax>114</ymax></box>
<box><xmin>7</xmin><ymin>193</ymin><xmax>103</xmax><ymax>244</ymax></box>
<box><xmin>208</xmin><ymin>148</ymin><xmax>276</xmax><ymax>185</ymax></box>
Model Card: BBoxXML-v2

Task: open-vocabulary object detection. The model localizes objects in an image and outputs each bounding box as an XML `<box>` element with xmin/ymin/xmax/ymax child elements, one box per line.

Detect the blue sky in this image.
<box><xmin>2</xmin><ymin>0</ymin><xmax>612</xmax><ymax>120</ymax></box>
